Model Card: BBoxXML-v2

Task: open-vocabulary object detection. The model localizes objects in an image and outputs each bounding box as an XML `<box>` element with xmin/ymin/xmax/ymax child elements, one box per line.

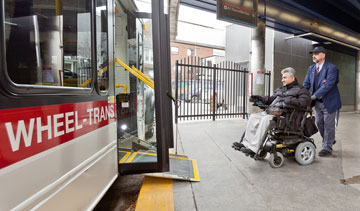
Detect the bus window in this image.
<box><xmin>4</xmin><ymin>0</ymin><xmax>92</xmax><ymax>88</ymax></box>
<box><xmin>96</xmin><ymin>0</ymin><xmax>109</xmax><ymax>91</ymax></box>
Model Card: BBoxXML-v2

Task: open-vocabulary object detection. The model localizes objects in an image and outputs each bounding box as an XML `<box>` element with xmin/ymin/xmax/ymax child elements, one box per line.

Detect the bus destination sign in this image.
<box><xmin>217</xmin><ymin>0</ymin><xmax>258</xmax><ymax>27</ymax></box>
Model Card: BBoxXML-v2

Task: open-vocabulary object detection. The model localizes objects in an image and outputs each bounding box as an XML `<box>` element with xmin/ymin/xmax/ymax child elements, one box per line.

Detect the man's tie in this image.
<box><xmin>316</xmin><ymin>66</ymin><xmax>320</xmax><ymax>76</ymax></box>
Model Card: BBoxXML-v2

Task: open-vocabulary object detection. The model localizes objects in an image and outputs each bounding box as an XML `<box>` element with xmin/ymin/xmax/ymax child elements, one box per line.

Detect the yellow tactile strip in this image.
<box><xmin>135</xmin><ymin>176</ymin><xmax>174</xmax><ymax>211</ymax></box>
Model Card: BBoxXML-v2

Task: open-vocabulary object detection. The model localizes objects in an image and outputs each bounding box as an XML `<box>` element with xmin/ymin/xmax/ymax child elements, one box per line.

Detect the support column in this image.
<box><xmin>248</xmin><ymin>18</ymin><xmax>266</xmax><ymax>115</ymax></box>
<box><xmin>355</xmin><ymin>51</ymin><xmax>360</xmax><ymax>112</ymax></box>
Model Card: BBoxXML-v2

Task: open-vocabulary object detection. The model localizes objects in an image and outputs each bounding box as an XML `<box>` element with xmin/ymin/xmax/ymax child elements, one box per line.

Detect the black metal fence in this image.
<box><xmin>175</xmin><ymin>57</ymin><xmax>250</xmax><ymax>121</ymax></box>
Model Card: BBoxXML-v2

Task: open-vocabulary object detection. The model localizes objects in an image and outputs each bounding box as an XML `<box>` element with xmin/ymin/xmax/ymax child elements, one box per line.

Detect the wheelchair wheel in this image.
<box><xmin>269</xmin><ymin>152</ymin><xmax>284</xmax><ymax>168</ymax></box>
<box><xmin>255</xmin><ymin>150</ymin><xmax>267</xmax><ymax>160</ymax></box>
<box><xmin>295</xmin><ymin>142</ymin><xmax>315</xmax><ymax>165</ymax></box>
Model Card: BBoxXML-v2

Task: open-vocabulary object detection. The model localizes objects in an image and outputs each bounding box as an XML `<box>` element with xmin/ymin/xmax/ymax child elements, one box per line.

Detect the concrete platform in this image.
<box><xmin>173</xmin><ymin>112</ymin><xmax>360</xmax><ymax>211</ymax></box>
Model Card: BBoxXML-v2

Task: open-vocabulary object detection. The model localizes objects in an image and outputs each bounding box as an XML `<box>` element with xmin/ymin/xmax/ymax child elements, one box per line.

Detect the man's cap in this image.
<box><xmin>310</xmin><ymin>46</ymin><xmax>326</xmax><ymax>54</ymax></box>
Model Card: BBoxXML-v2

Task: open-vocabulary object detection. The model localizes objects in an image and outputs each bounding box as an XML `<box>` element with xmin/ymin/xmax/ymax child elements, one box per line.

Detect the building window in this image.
<box><xmin>171</xmin><ymin>46</ymin><xmax>178</xmax><ymax>54</ymax></box>
<box><xmin>144</xmin><ymin>49</ymin><xmax>153</xmax><ymax>63</ymax></box>
<box><xmin>187</xmin><ymin>49</ymin><xmax>193</xmax><ymax>56</ymax></box>
<box><xmin>145</xmin><ymin>49</ymin><xmax>150</xmax><ymax>61</ymax></box>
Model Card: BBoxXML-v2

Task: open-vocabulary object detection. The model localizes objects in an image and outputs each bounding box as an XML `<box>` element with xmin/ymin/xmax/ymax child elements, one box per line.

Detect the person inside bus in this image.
<box><xmin>233</xmin><ymin>67</ymin><xmax>311</xmax><ymax>157</ymax></box>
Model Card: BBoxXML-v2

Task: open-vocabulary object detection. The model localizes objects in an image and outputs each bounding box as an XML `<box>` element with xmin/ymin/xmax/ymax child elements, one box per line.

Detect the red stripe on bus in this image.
<box><xmin>0</xmin><ymin>100</ymin><xmax>116</xmax><ymax>169</ymax></box>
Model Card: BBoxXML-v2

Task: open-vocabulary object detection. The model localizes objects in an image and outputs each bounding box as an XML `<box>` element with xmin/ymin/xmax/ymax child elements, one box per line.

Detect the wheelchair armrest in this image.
<box><xmin>277</xmin><ymin>116</ymin><xmax>286</xmax><ymax>130</ymax></box>
<box><xmin>284</xmin><ymin>105</ymin><xmax>311</xmax><ymax>113</ymax></box>
<box><xmin>252</xmin><ymin>102</ymin><xmax>268</xmax><ymax>110</ymax></box>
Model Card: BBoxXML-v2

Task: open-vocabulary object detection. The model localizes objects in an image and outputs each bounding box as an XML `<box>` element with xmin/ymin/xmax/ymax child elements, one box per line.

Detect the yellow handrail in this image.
<box><xmin>115</xmin><ymin>58</ymin><xmax>154</xmax><ymax>89</ymax></box>
<box><xmin>79</xmin><ymin>66</ymin><xmax>108</xmax><ymax>88</ymax></box>
<box><xmin>131</xmin><ymin>65</ymin><xmax>154</xmax><ymax>85</ymax></box>
<box><xmin>98</xmin><ymin>66</ymin><xmax>108</xmax><ymax>75</ymax></box>
<box><xmin>78</xmin><ymin>58</ymin><xmax>154</xmax><ymax>90</ymax></box>
<box><xmin>116</xmin><ymin>83</ymin><xmax>127</xmax><ymax>94</ymax></box>
<box><xmin>80</xmin><ymin>78</ymin><xmax>92</xmax><ymax>88</ymax></box>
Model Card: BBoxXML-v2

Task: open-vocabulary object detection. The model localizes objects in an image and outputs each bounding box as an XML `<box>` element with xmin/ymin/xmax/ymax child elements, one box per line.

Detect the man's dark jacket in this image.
<box><xmin>262</xmin><ymin>79</ymin><xmax>311</xmax><ymax>109</ymax></box>
<box><xmin>261</xmin><ymin>79</ymin><xmax>311</xmax><ymax>129</ymax></box>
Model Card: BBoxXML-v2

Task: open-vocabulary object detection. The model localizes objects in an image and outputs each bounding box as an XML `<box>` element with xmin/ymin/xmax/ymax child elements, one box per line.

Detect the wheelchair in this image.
<box><xmin>233</xmin><ymin>102</ymin><xmax>316</xmax><ymax>168</ymax></box>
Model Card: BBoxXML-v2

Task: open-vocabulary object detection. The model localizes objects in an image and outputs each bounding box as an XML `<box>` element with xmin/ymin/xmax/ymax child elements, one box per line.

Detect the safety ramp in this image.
<box><xmin>119</xmin><ymin>150</ymin><xmax>200</xmax><ymax>182</ymax></box>
<box><xmin>119</xmin><ymin>151</ymin><xmax>200</xmax><ymax>211</ymax></box>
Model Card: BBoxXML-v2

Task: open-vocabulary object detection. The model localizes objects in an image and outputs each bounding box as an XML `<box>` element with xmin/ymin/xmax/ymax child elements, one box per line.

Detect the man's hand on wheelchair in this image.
<box><xmin>249</xmin><ymin>95</ymin><xmax>263</xmax><ymax>103</ymax></box>
<box><xmin>310</xmin><ymin>95</ymin><xmax>317</xmax><ymax>107</ymax></box>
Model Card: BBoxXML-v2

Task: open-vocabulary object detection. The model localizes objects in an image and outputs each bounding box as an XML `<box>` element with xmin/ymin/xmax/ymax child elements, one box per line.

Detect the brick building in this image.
<box><xmin>170</xmin><ymin>42</ymin><xmax>214</xmax><ymax>81</ymax></box>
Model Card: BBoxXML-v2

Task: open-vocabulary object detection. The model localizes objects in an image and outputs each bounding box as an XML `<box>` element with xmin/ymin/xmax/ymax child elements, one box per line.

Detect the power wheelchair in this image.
<box><xmin>233</xmin><ymin>102</ymin><xmax>317</xmax><ymax>168</ymax></box>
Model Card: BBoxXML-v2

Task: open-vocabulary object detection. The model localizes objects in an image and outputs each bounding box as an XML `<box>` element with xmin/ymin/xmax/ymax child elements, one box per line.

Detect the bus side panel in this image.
<box><xmin>0</xmin><ymin>123</ymin><xmax>117</xmax><ymax>210</ymax></box>
<box><xmin>37</xmin><ymin>138</ymin><xmax>117</xmax><ymax>211</ymax></box>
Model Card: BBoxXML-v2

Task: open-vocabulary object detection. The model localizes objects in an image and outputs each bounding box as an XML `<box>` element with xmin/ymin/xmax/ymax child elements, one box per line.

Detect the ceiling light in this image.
<box><xmin>334</xmin><ymin>31</ymin><xmax>346</xmax><ymax>38</ymax></box>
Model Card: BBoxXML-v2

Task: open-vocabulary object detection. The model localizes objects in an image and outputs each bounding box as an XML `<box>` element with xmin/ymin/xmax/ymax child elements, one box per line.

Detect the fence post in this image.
<box><xmin>267</xmin><ymin>70</ymin><xmax>271</xmax><ymax>96</ymax></box>
<box><xmin>243</xmin><ymin>68</ymin><xmax>247</xmax><ymax>119</ymax></box>
<box><xmin>212</xmin><ymin>64</ymin><xmax>217</xmax><ymax>121</ymax></box>
<box><xmin>175</xmin><ymin>60</ymin><xmax>179</xmax><ymax>124</ymax></box>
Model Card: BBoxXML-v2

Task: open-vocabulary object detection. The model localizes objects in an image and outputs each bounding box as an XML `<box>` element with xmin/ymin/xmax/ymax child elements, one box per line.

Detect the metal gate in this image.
<box><xmin>175</xmin><ymin>57</ymin><xmax>250</xmax><ymax>121</ymax></box>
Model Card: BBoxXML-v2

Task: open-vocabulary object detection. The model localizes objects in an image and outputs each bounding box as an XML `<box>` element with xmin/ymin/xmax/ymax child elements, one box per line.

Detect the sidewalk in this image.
<box><xmin>173</xmin><ymin>112</ymin><xmax>360</xmax><ymax>211</ymax></box>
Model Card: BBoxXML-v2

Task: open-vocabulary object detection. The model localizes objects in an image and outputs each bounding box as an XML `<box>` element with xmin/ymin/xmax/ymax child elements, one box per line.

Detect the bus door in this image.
<box><xmin>114</xmin><ymin>0</ymin><xmax>172</xmax><ymax>174</ymax></box>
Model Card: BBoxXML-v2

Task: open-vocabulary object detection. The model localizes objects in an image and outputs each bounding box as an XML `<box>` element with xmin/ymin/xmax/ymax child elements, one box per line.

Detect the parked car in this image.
<box><xmin>63</xmin><ymin>69</ymin><xmax>78</xmax><ymax>78</ymax></box>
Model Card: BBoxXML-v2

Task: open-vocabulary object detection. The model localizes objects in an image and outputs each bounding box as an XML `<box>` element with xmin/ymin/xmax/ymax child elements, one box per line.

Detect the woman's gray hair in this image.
<box><xmin>281</xmin><ymin>67</ymin><xmax>296</xmax><ymax>77</ymax></box>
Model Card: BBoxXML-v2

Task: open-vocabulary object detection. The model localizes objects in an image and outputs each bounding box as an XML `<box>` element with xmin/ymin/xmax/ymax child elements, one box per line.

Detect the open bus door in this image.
<box><xmin>114</xmin><ymin>0</ymin><xmax>173</xmax><ymax>174</ymax></box>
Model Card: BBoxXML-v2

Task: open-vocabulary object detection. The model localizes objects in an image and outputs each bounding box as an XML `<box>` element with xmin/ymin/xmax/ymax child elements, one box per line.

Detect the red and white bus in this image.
<box><xmin>0</xmin><ymin>0</ymin><xmax>172</xmax><ymax>210</ymax></box>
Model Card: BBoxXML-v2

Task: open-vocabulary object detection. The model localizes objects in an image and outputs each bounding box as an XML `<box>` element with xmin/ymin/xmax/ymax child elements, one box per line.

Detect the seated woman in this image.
<box><xmin>234</xmin><ymin>67</ymin><xmax>311</xmax><ymax>157</ymax></box>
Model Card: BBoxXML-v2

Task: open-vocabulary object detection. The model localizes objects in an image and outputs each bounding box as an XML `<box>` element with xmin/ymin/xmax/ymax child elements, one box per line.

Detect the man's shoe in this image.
<box><xmin>240</xmin><ymin>147</ymin><xmax>249</xmax><ymax>156</ymax></box>
<box><xmin>318</xmin><ymin>149</ymin><xmax>332</xmax><ymax>157</ymax></box>
<box><xmin>333</xmin><ymin>140</ymin><xmax>336</xmax><ymax>145</ymax></box>
<box><xmin>233</xmin><ymin>142</ymin><xmax>244</xmax><ymax>148</ymax></box>
<box><xmin>232</xmin><ymin>142</ymin><xmax>244</xmax><ymax>151</ymax></box>
<box><xmin>241</xmin><ymin>147</ymin><xmax>255</xmax><ymax>157</ymax></box>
